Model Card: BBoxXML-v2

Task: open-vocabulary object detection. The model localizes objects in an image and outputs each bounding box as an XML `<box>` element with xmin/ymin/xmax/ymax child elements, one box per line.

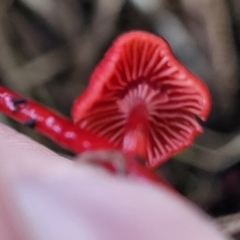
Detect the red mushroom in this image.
<box><xmin>72</xmin><ymin>31</ymin><xmax>211</xmax><ymax>168</ymax></box>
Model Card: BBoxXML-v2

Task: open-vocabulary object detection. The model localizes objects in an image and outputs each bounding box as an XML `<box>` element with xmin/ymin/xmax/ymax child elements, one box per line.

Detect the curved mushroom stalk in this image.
<box><xmin>0</xmin><ymin>86</ymin><xmax>170</xmax><ymax>184</ymax></box>
<box><xmin>72</xmin><ymin>31</ymin><xmax>211</xmax><ymax>168</ymax></box>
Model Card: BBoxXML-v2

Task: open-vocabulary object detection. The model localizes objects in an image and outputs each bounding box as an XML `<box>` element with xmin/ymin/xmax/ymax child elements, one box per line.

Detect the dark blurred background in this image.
<box><xmin>1</xmin><ymin>0</ymin><xmax>240</xmax><ymax>238</ymax></box>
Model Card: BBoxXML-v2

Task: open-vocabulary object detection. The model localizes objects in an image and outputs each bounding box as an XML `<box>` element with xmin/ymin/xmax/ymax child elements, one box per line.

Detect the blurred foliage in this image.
<box><xmin>1</xmin><ymin>0</ymin><xmax>240</xmax><ymax>238</ymax></box>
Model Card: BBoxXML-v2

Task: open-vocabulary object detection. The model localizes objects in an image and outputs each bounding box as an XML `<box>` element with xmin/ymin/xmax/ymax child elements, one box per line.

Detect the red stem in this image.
<box><xmin>0</xmin><ymin>86</ymin><xmax>114</xmax><ymax>153</ymax></box>
<box><xmin>122</xmin><ymin>103</ymin><xmax>149</xmax><ymax>159</ymax></box>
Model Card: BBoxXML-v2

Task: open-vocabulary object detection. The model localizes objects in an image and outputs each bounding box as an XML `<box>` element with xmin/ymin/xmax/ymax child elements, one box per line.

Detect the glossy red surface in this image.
<box><xmin>0</xmin><ymin>86</ymin><xmax>114</xmax><ymax>152</ymax></box>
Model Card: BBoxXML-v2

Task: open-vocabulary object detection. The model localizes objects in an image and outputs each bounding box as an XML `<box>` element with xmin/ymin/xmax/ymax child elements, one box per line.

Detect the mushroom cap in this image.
<box><xmin>72</xmin><ymin>31</ymin><xmax>211</xmax><ymax>168</ymax></box>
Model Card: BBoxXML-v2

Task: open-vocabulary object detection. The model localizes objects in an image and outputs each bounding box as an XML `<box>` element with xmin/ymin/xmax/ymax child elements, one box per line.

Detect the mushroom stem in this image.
<box><xmin>0</xmin><ymin>86</ymin><xmax>114</xmax><ymax>153</ymax></box>
<box><xmin>122</xmin><ymin>103</ymin><xmax>149</xmax><ymax>160</ymax></box>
